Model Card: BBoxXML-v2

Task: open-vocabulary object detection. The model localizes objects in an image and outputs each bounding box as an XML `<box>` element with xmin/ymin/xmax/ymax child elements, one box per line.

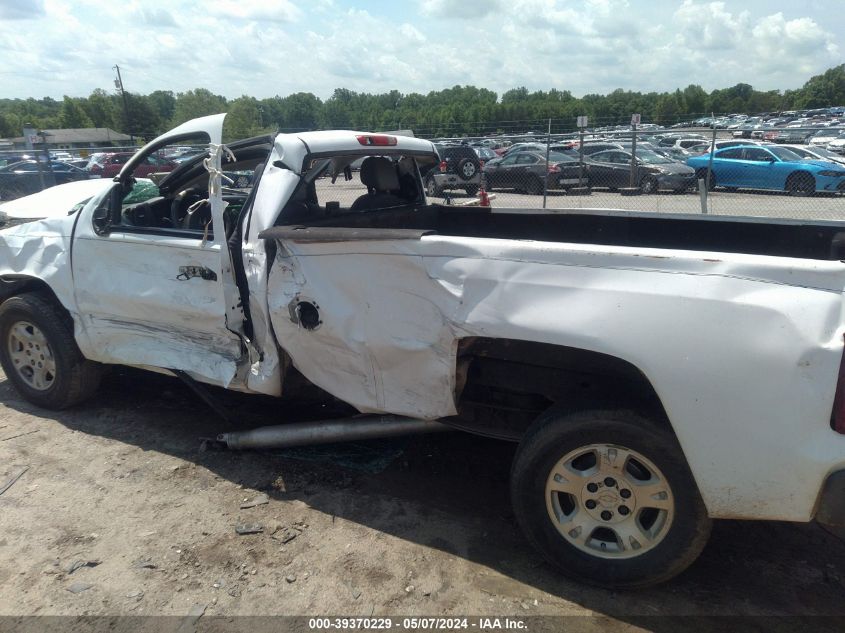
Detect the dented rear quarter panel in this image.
<box><xmin>265</xmin><ymin>233</ymin><xmax>845</xmax><ymax>522</ymax></box>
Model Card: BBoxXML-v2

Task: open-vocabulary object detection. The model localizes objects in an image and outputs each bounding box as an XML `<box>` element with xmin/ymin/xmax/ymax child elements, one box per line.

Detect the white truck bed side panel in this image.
<box><xmin>266</xmin><ymin>235</ymin><xmax>845</xmax><ymax>522</ymax></box>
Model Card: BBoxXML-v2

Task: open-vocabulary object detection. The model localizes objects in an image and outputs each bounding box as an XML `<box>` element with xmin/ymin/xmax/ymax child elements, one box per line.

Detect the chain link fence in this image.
<box><xmin>424</xmin><ymin>126</ymin><xmax>845</xmax><ymax>221</ymax></box>
<box><xmin>3</xmin><ymin>125</ymin><xmax>845</xmax><ymax>222</ymax></box>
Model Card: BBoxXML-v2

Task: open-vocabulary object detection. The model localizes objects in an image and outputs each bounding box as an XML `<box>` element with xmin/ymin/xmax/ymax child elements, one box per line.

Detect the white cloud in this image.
<box><xmin>0</xmin><ymin>0</ymin><xmax>45</xmax><ymax>20</ymax></box>
<box><xmin>420</xmin><ymin>0</ymin><xmax>503</xmax><ymax>19</ymax></box>
<box><xmin>139</xmin><ymin>8</ymin><xmax>177</xmax><ymax>28</ymax></box>
<box><xmin>207</xmin><ymin>0</ymin><xmax>301</xmax><ymax>23</ymax></box>
<box><xmin>0</xmin><ymin>0</ymin><xmax>839</xmax><ymax>101</ymax></box>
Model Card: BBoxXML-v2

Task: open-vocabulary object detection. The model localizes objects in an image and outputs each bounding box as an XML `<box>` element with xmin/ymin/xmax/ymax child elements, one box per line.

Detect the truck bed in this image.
<box><xmin>288</xmin><ymin>204</ymin><xmax>845</xmax><ymax>261</ymax></box>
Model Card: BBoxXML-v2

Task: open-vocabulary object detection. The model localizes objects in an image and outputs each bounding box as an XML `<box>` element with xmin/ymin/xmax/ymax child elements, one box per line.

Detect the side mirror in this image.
<box><xmin>92</xmin><ymin>203</ymin><xmax>111</xmax><ymax>236</ymax></box>
<box><xmin>92</xmin><ymin>185</ymin><xmax>121</xmax><ymax>236</ymax></box>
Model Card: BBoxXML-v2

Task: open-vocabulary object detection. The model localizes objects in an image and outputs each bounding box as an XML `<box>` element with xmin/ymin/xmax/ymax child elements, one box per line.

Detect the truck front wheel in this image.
<box><xmin>510</xmin><ymin>409</ymin><xmax>711</xmax><ymax>587</ymax></box>
<box><xmin>0</xmin><ymin>293</ymin><xmax>102</xmax><ymax>409</ymax></box>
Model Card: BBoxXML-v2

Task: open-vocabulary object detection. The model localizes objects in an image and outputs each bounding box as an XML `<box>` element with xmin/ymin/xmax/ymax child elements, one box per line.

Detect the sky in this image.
<box><xmin>0</xmin><ymin>0</ymin><xmax>841</xmax><ymax>101</ymax></box>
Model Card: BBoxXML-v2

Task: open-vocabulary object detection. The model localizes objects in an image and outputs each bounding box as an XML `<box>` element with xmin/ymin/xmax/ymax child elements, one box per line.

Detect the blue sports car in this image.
<box><xmin>686</xmin><ymin>145</ymin><xmax>845</xmax><ymax>195</ymax></box>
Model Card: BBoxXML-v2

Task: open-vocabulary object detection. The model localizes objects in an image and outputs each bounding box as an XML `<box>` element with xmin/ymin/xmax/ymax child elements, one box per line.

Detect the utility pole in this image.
<box><xmin>113</xmin><ymin>65</ymin><xmax>134</xmax><ymax>143</ymax></box>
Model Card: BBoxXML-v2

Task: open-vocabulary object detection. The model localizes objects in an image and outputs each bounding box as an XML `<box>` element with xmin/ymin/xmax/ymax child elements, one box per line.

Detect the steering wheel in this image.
<box><xmin>170</xmin><ymin>192</ymin><xmax>210</xmax><ymax>229</ymax></box>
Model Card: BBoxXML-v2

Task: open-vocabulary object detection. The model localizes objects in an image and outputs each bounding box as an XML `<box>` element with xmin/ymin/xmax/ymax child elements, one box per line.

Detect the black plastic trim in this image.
<box><xmin>816</xmin><ymin>469</ymin><xmax>845</xmax><ymax>526</ymax></box>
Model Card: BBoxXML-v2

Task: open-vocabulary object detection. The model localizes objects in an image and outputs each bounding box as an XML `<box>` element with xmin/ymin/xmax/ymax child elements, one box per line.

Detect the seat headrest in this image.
<box><xmin>360</xmin><ymin>157</ymin><xmax>400</xmax><ymax>191</ymax></box>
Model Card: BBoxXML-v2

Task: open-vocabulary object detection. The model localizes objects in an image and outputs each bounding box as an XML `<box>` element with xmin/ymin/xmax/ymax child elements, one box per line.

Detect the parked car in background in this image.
<box><xmin>656</xmin><ymin>134</ymin><xmax>706</xmax><ymax>147</ymax></box>
<box><xmin>808</xmin><ymin>129</ymin><xmax>843</xmax><ymax>148</ymax></box>
<box><xmin>771</xmin><ymin>128</ymin><xmax>815</xmax><ymax>144</ymax></box>
<box><xmin>687</xmin><ymin>145</ymin><xmax>845</xmax><ymax>195</ymax></box>
<box><xmin>423</xmin><ymin>144</ymin><xmax>483</xmax><ymax>196</ymax></box>
<box><xmin>0</xmin><ymin>160</ymin><xmax>90</xmax><ymax>200</ymax></box>
<box><xmin>472</xmin><ymin>146</ymin><xmax>498</xmax><ymax>165</ymax></box>
<box><xmin>89</xmin><ymin>152</ymin><xmax>176</xmax><ymax>179</ymax></box>
<box><xmin>670</xmin><ymin>137</ymin><xmax>711</xmax><ymax>150</ymax></box>
<box><xmin>778</xmin><ymin>144</ymin><xmax>845</xmax><ymax>168</ymax></box>
<box><xmin>170</xmin><ymin>148</ymin><xmax>207</xmax><ymax>163</ymax></box>
<box><xmin>580</xmin><ymin>142</ymin><xmax>625</xmax><ymax>155</ymax></box>
<box><xmin>827</xmin><ymin>134</ymin><xmax>845</xmax><ymax>155</ymax></box>
<box><xmin>481</xmin><ymin>150</ymin><xmax>587</xmax><ymax>194</ymax></box>
<box><xmin>587</xmin><ymin>149</ymin><xmax>695</xmax><ymax>193</ymax></box>
<box><xmin>654</xmin><ymin>146</ymin><xmax>693</xmax><ymax>162</ymax></box>
<box><xmin>685</xmin><ymin>139</ymin><xmax>762</xmax><ymax>155</ymax></box>
<box><xmin>0</xmin><ymin>154</ymin><xmax>36</xmax><ymax>168</ymax></box>
<box><xmin>67</xmin><ymin>158</ymin><xmax>89</xmax><ymax>169</ymax></box>
<box><xmin>732</xmin><ymin>118</ymin><xmax>764</xmax><ymax>138</ymax></box>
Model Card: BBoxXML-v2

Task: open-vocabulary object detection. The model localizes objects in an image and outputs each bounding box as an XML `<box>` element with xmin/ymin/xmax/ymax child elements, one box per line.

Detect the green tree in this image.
<box><xmin>83</xmin><ymin>89</ymin><xmax>118</xmax><ymax>128</ymax></box>
<box><xmin>121</xmin><ymin>93</ymin><xmax>161</xmax><ymax>140</ymax></box>
<box><xmin>797</xmin><ymin>64</ymin><xmax>845</xmax><ymax>108</ymax></box>
<box><xmin>224</xmin><ymin>96</ymin><xmax>263</xmax><ymax>140</ymax></box>
<box><xmin>147</xmin><ymin>90</ymin><xmax>176</xmax><ymax>128</ymax></box>
<box><xmin>170</xmin><ymin>88</ymin><xmax>227</xmax><ymax>127</ymax></box>
<box><xmin>59</xmin><ymin>96</ymin><xmax>93</xmax><ymax>128</ymax></box>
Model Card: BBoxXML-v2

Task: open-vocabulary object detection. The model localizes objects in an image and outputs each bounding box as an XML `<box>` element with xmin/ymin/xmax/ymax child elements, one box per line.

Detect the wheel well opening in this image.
<box><xmin>453</xmin><ymin>337</ymin><xmax>671</xmax><ymax>441</ymax></box>
<box><xmin>0</xmin><ymin>277</ymin><xmax>70</xmax><ymax>326</ymax></box>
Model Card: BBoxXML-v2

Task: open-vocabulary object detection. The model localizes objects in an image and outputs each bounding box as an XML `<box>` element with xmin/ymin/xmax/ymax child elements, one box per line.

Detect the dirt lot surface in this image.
<box><xmin>1</xmin><ymin>366</ymin><xmax>844</xmax><ymax>630</ymax></box>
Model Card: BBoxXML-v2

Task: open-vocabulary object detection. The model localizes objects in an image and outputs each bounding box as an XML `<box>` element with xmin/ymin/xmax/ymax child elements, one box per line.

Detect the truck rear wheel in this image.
<box><xmin>0</xmin><ymin>293</ymin><xmax>102</xmax><ymax>409</ymax></box>
<box><xmin>510</xmin><ymin>408</ymin><xmax>711</xmax><ymax>588</ymax></box>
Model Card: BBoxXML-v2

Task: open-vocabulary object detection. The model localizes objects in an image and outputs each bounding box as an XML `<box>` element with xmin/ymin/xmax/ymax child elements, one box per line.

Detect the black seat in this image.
<box><xmin>350</xmin><ymin>157</ymin><xmax>407</xmax><ymax>211</ymax></box>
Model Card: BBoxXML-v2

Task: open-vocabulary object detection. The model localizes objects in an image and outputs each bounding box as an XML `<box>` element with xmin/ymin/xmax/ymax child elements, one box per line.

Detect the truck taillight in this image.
<box><xmin>832</xmin><ymin>337</ymin><xmax>845</xmax><ymax>434</ymax></box>
<box><xmin>356</xmin><ymin>134</ymin><xmax>397</xmax><ymax>146</ymax></box>
<box><xmin>439</xmin><ymin>161</ymin><xmax>447</xmax><ymax>173</ymax></box>
<box><xmin>548</xmin><ymin>164</ymin><xmax>561</xmax><ymax>173</ymax></box>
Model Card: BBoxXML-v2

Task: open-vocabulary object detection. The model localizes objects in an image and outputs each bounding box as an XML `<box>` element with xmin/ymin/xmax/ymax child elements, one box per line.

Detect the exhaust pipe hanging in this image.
<box><xmin>217</xmin><ymin>415</ymin><xmax>451</xmax><ymax>450</ymax></box>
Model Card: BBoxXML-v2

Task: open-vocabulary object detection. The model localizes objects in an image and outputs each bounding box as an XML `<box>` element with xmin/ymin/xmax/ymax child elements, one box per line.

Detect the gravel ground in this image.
<box><xmin>0</xmin><ymin>366</ymin><xmax>844</xmax><ymax>630</ymax></box>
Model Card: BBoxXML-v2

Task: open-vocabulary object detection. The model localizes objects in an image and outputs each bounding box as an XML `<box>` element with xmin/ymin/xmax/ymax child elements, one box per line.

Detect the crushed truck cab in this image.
<box><xmin>2</xmin><ymin>114</ymin><xmax>845</xmax><ymax>588</ymax></box>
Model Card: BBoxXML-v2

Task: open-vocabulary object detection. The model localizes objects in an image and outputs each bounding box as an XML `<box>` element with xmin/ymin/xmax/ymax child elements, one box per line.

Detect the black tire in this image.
<box><xmin>785</xmin><ymin>171</ymin><xmax>815</xmax><ymax>197</ymax></box>
<box><xmin>0</xmin><ymin>293</ymin><xmax>102</xmax><ymax>409</ymax></box>
<box><xmin>455</xmin><ymin>158</ymin><xmax>478</xmax><ymax>181</ymax></box>
<box><xmin>510</xmin><ymin>408</ymin><xmax>711</xmax><ymax>588</ymax></box>
<box><xmin>526</xmin><ymin>176</ymin><xmax>544</xmax><ymax>195</ymax></box>
<box><xmin>425</xmin><ymin>177</ymin><xmax>442</xmax><ymax>198</ymax></box>
<box><xmin>465</xmin><ymin>185</ymin><xmax>479</xmax><ymax>196</ymax></box>
<box><xmin>695</xmin><ymin>169</ymin><xmax>715</xmax><ymax>191</ymax></box>
<box><xmin>640</xmin><ymin>175</ymin><xmax>659</xmax><ymax>194</ymax></box>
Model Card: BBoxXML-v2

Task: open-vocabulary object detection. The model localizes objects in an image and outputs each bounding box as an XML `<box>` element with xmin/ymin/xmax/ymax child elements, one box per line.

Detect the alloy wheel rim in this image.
<box><xmin>7</xmin><ymin>321</ymin><xmax>56</xmax><ymax>391</ymax></box>
<box><xmin>545</xmin><ymin>443</ymin><xmax>674</xmax><ymax>559</ymax></box>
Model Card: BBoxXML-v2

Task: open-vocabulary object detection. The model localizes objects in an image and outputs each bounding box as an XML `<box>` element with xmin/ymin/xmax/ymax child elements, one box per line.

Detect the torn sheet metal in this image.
<box><xmin>265</xmin><ymin>233</ymin><xmax>845</xmax><ymax>523</ymax></box>
<box><xmin>238</xmin><ymin>157</ymin><xmax>302</xmax><ymax>397</ymax></box>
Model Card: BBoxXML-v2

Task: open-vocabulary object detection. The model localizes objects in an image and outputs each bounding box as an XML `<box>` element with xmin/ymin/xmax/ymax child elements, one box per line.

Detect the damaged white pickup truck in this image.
<box><xmin>1</xmin><ymin>113</ymin><xmax>844</xmax><ymax>588</ymax></box>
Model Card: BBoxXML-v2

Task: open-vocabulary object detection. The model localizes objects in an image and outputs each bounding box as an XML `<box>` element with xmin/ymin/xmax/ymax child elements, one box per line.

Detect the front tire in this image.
<box><xmin>640</xmin><ymin>175</ymin><xmax>659</xmax><ymax>194</ymax></box>
<box><xmin>510</xmin><ymin>409</ymin><xmax>711</xmax><ymax>588</ymax></box>
<box><xmin>786</xmin><ymin>172</ymin><xmax>815</xmax><ymax>197</ymax></box>
<box><xmin>0</xmin><ymin>293</ymin><xmax>102</xmax><ymax>409</ymax></box>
